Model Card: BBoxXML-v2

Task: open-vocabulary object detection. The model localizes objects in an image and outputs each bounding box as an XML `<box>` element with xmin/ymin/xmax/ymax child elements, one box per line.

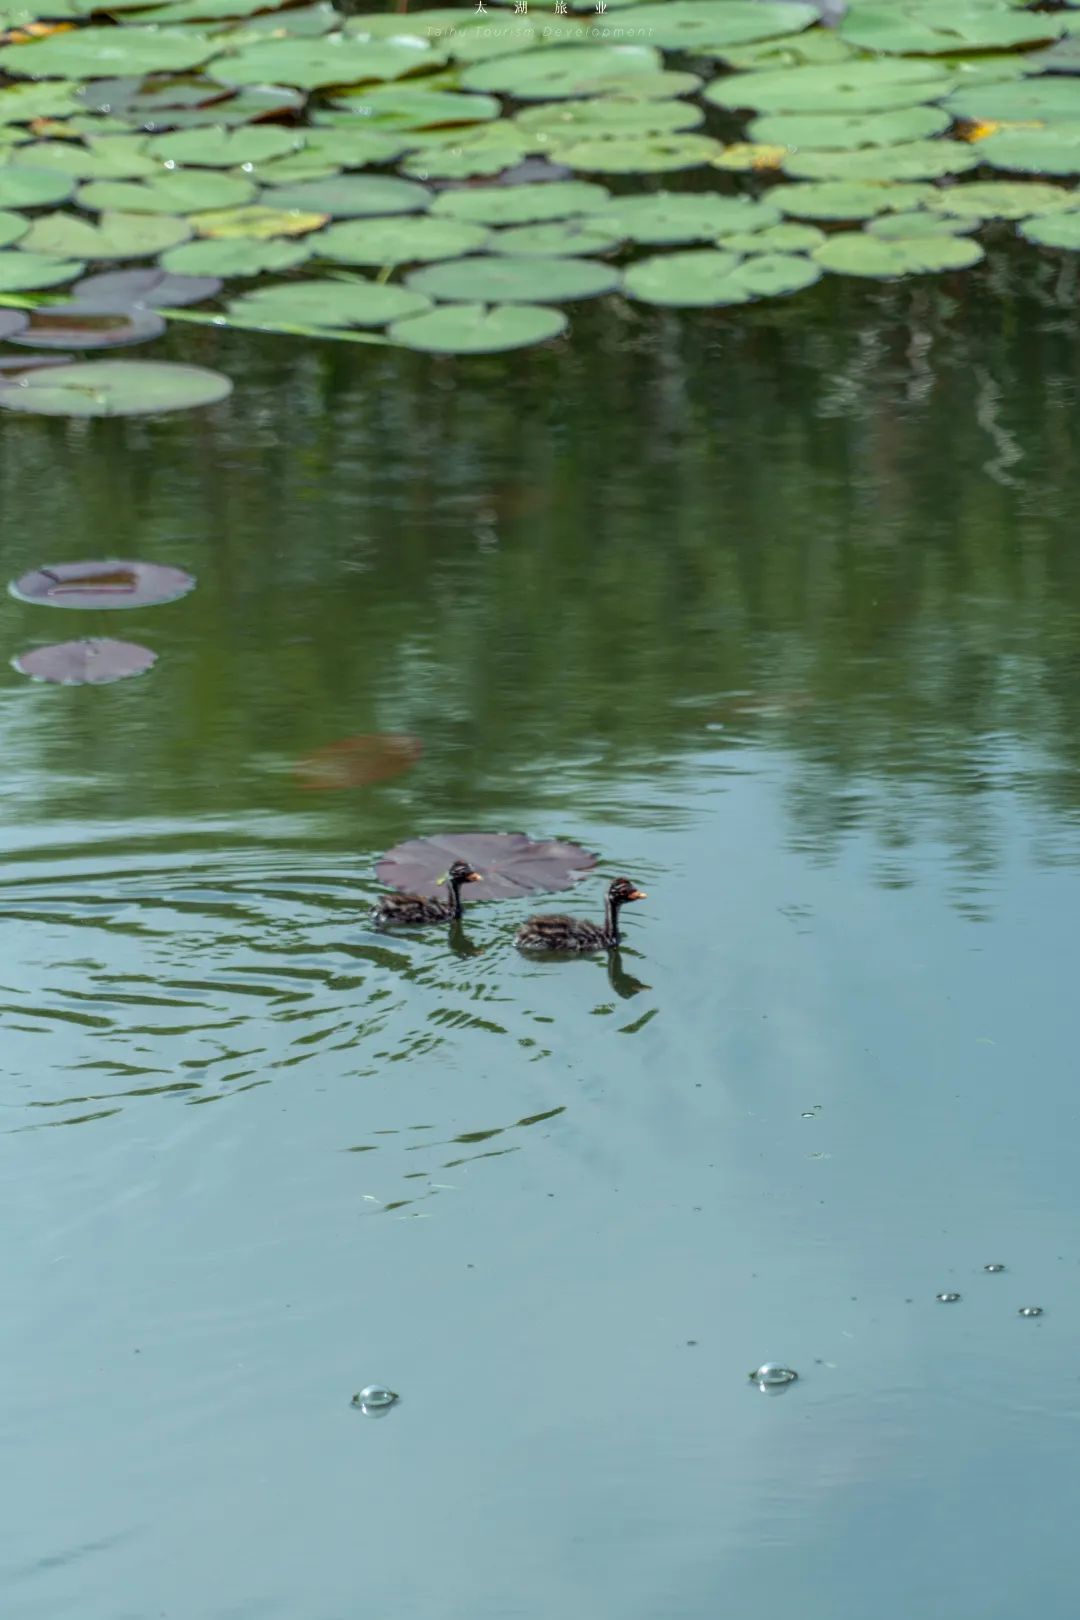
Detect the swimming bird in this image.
<box><xmin>515</xmin><ymin>876</ymin><xmax>646</xmax><ymax>953</ymax></box>
<box><xmin>373</xmin><ymin>859</ymin><xmax>482</xmax><ymax>927</ymax></box>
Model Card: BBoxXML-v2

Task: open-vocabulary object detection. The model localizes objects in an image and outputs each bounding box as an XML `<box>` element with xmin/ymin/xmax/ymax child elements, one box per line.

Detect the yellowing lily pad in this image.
<box><xmin>187</xmin><ymin>204</ymin><xmax>327</xmax><ymax>239</ymax></box>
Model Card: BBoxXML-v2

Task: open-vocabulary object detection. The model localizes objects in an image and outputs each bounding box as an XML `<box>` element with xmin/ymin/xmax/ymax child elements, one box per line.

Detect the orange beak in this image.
<box><xmin>467</xmin><ymin>871</ymin><xmax>483</xmax><ymax>883</ymax></box>
<box><xmin>629</xmin><ymin>888</ymin><xmax>647</xmax><ymax>901</ymax></box>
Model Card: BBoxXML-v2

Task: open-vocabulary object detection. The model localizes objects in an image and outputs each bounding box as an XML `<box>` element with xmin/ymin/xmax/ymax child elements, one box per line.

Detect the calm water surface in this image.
<box><xmin>4</xmin><ymin>256</ymin><xmax>1080</xmax><ymax>1618</ymax></box>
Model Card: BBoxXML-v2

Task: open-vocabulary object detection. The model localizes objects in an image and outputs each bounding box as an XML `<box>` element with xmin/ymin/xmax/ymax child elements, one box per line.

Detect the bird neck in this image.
<box><xmin>446</xmin><ymin>876</ymin><xmax>465</xmax><ymax>918</ymax></box>
<box><xmin>604</xmin><ymin>893</ymin><xmax>623</xmax><ymax>944</ymax></box>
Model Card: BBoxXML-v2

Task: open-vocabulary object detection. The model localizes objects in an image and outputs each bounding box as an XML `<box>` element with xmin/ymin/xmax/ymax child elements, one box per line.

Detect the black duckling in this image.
<box><xmin>515</xmin><ymin>876</ymin><xmax>647</xmax><ymax>953</ymax></box>
<box><xmin>373</xmin><ymin>858</ymin><xmax>482</xmax><ymax>928</ymax></box>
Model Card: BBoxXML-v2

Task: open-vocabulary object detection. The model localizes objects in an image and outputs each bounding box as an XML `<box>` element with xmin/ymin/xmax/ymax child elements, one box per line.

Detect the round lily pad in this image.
<box><xmin>12</xmin><ymin>135</ymin><xmax>157</xmax><ymax>180</ymax></box>
<box><xmin>6</xmin><ymin>301</ymin><xmax>166</xmax><ymax>350</ymax></box>
<box><xmin>722</xmin><ymin>221</ymin><xmax>826</xmax><ymax>254</ymax></box>
<box><xmin>706</xmin><ymin>58</ymin><xmax>951</xmax><ymax>114</ymax></box>
<box><xmin>406</xmin><ymin>254</ymin><xmax>618</xmax><ymax>304</ymax></box>
<box><xmin>460</xmin><ymin>44</ymin><xmax>663</xmax><ymax>101</ymax></box>
<box><xmin>866</xmin><ymin>210</ymin><xmax>979</xmax><ymax>240</ymax></box>
<box><xmin>227</xmin><ymin>278</ymin><xmax>431</xmax><ymax>330</ymax></box>
<box><xmin>146</xmin><ymin>125</ymin><xmax>301</xmax><ymax>167</ymax></box>
<box><xmin>1018</xmin><ymin>213</ymin><xmax>1080</xmax><ymax>251</ymax></box>
<box><xmin>9</xmin><ymin>559</ymin><xmax>196</xmax><ymax>608</ymax></box>
<box><xmin>399</xmin><ymin>134</ymin><xmax>533</xmax><ymax>183</ymax></box>
<box><xmin>490</xmin><ymin>219</ymin><xmax>623</xmax><ymax>257</ymax></box>
<box><xmin>812</xmin><ymin>231</ymin><xmax>984</xmax><ymax>278</ymax></box>
<box><xmin>772</xmin><ymin>180</ymin><xmax>933</xmax><ymax>220</ymax></box>
<box><xmin>591</xmin><ymin>192</ymin><xmax>781</xmax><ymax>244</ymax></box>
<box><xmin>264</xmin><ymin>175</ymin><xmax>430</xmax><ymax>218</ymax></box>
<box><xmin>0</xmin><ymin>81</ymin><xmax>81</xmax><ymax>124</ymax></box>
<box><xmin>945</xmin><ymin>77</ymin><xmax>1080</xmax><ymax>124</ymax></box>
<box><xmin>514</xmin><ymin>97</ymin><xmax>703</xmax><ymax>140</ymax></box>
<box><xmin>0</xmin><ymin>251</ymin><xmax>84</xmax><ymax>291</ymax></box>
<box><xmin>0</xmin><ymin>167</ymin><xmax>76</xmax><ymax>208</ymax></box>
<box><xmin>160</xmin><ymin>237</ymin><xmax>313</xmax><ymax>275</ymax></box>
<box><xmin>926</xmin><ymin>180</ymin><xmax>1080</xmax><ymax>220</ymax></box>
<box><xmin>782</xmin><ymin>140</ymin><xmax>978</xmax><ymax>183</ymax></box>
<box><xmin>326</xmin><ymin>87</ymin><xmax>502</xmax><ymax>130</ymax></box>
<box><xmin>18</xmin><ymin>211</ymin><xmax>192</xmax><ymax>260</ymax></box>
<box><xmin>376</xmin><ymin>831</ymin><xmax>598</xmax><ymax>900</ymax></box>
<box><xmin>0</xmin><ymin>27</ymin><xmax>218</xmax><ymax>79</ymax></box>
<box><xmin>72</xmin><ymin>267</ymin><xmax>222</xmax><ymax>307</ymax></box>
<box><xmin>77</xmin><ymin>171</ymin><xmax>256</xmax><ymax>215</ymax></box>
<box><xmin>13</xmin><ymin>638</ymin><xmax>158</xmax><ymax>684</ymax></box>
<box><xmin>316</xmin><ymin>215</ymin><xmax>491</xmax><ymax>266</ymax></box>
<box><xmin>0</xmin><ymin>361</ymin><xmax>231</xmax><ymax>418</ymax></box>
<box><xmin>295</xmin><ymin>733</ymin><xmax>422</xmax><ymax>790</ymax></box>
<box><xmin>551</xmin><ymin>133</ymin><xmax>723</xmax><ymax>174</ymax></box>
<box><xmin>622</xmin><ymin>249</ymin><xmax>822</xmax><ymax>307</ymax></box>
<box><xmin>977</xmin><ymin>127</ymin><xmax>1080</xmax><ymax>177</ymax></box>
<box><xmin>210</xmin><ymin>36</ymin><xmax>444</xmax><ymax>91</ymax></box>
<box><xmin>605</xmin><ymin>1</ymin><xmax>819</xmax><ymax>51</ymax></box>
<box><xmin>188</xmin><ymin>204</ymin><xmax>328</xmax><ymax>239</ymax></box>
<box><xmin>839</xmin><ymin>5</ymin><xmax>1064</xmax><ymax>56</ymax></box>
<box><xmin>389</xmin><ymin>302</ymin><xmax>567</xmax><ymax>355</ymax></box>
<box><xmin>749</xmin><ymin>107</ymin><xmax>952</xmax><ymax>149</ymax></box>
<box><xmin>430</xmin><ymin>179</ymin><xmax>610</xmax><ymax>226</ymax></box>
<box><xmin>0</xmin><ymin>209</ymin><xmax>28</xmax><ymax>249</ymax></box>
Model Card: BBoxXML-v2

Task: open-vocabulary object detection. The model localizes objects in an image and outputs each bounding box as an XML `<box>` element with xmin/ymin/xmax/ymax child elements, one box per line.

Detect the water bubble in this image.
<box><xmin>351</xmin><ymin>1385</ymin><xmax>399</xmax><ymax>1416</ymax></box>
<box><xmin>163</xmin><ymin>159</ymin><xmax>176</xmax><ymax>170</ymax></box>
<box><xmin>936</xmin><ymin>1292</ymin><xmax>962</xmax><ymax>1303</ymax></box>
<box><xmin>750</xmin><ymin>1363</ymin><xmax>797</xmax><ymax>1389</ymax></box>
<box><xmin>1018</xmin><ymin>1306</ymin><xmax>1044</xmax><ymax>1318</ymax></box>
<box><xmin>983</xmin><ymin>1263</ymin><xmax>1006</xmax><ymax>1273</ymax></box>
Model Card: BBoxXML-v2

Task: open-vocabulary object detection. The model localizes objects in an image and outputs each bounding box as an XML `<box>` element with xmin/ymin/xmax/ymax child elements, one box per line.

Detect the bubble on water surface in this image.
<box><xmin>1018</xmin><ymin>1306</ymin><xmax>1044</xmax><ymax>1317</ymax></box>
<box><xmin>750</xmin><ymin>1363</ymin><xmax>797</xmax><ymax>1389</ymax></box>
<box><xmin>351</xmin><ymin>1385</ymin><xmax>399</xmax><ymax>1416</ymax></box>
<box><xmin>984</xmin><ymin>1263</ymin><xmax>1006</xmax><ymax>1273</ymax></box>
<box><xmin>936</xmin><ymin>1292</ymin><xmax>962</xmax><ymax>1303</ymax></box>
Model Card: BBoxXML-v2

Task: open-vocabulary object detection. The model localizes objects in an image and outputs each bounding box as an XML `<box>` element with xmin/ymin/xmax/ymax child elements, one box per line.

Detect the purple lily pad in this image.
<box><xmin>13</xmin><ymin>638</ymin><xmax>157</xmax><ymax>685</ymax></box>
<box><xmin>7</xmin><ymin>302</ymin><xmax>165</xmax><ymax>351</ymax></box>
<box><xmin>0</xmin><ymin>353</ymin><xmax>76</xmax><ymax>373</ymax></box>
<box><xmin>72</xmin><ymin>268</ymin><xmax>223</xmax><ymax>309</ymax></box>
<box><xmin>10</xmin><ymin>558</ymin><xmax>195</xmax><ymax>610</ymax></box>
<box><xmin>376</xmin><ymin>831</ymin><xmax>598</xmax><ymax>901</ymax></box>
<box><xmin>0</xmin><ymin>308</ymin><xmax>28</xmax><ymax>340</ymax></box>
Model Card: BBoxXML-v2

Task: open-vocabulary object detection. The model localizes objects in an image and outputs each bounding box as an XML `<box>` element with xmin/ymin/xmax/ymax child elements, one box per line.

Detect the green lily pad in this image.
<box><xmin>706</xmin><ymin>58</ymin><xmax>952</xmax><ymax>114</ymax></box>
<box><xmin>121</xmin><ymin>84</ymin><xmax>304</xmax><ymax>132</ymax></box>
<box><xmin>209</xmin><ymin>36</ymin><xmax>444</xmax><ymax>91</ymax></box>
<box><xmin>460</xmin><ymin>45</ymin><xmax>663</xmax><ymax>101</ymax></box>
<box><xmin>0</xmin><ymin>81</ymin><xmax>81</xmax><ymax>124</ymax></box>
<box><xmin>187</xmin><ymin>203</ymin><xmax>328</xmax><ymax>239</ymax></box>
<box><xmin>812</xmin><ymin>230</ymin><xmax>984</xmax><ymax>277</ymax></box>
<box><xmin>18</xmin><ymin>210</ymin><xmax>192</xmax><ymax>260</ymax></box>
<box><xmin>1019</xmin><ymin>212</ymin><xmax>1080</xmax><ymax>251</ymax></box>
<box><xmin>264</xmin><ymin>175</ymin><xmax>430</xmax><ymax>218</ymax></box>
<box><xmin>406</xmin><ymin>254</ymin><xmax>619</xmax><ymax>304</ymax></box>
<box><xmin>145</xmin><ymin>126</ymin><xmax>301</xmax><ymax>167</ymax></box>
<box><xmin>77</xmin><ymin>171</ymin><xmax>256</xmax><ymax>214</ymax></box>
<box><xmin>514</xmin><ymin>97</ymin><xmax>704</xmax><ymax>139</ymax></box>
<box><xmin>388</xmin><ymin>301</ymin><xmax>566</xmax><ymax>355</ymax></box>
<box><xmin>11</xmin><ymin>135</ymin><xmax>156</xmax><ymax>179</ymax></box>
<box><xmin>926</xmin><ymin>180</ymin><xmax>1080</xmax><ymax>219</ymax></box>
<box><xmin>281</xmin><ymin>128</ymin><xmax>406</xmax><ymax>171</ymax></box>
<box><xmin>0</xmin><ymin>28</ymin><xmax>219</xmax><ymax>79</ymax></box>
<box><xmin>597</xmin><ymin>1</ymin><xmax>819</xmax><ymax>51</ymax></box>
<box><xmin>550</xmin><ymin>133</ymin><xmax>723</xmax><ymax>173</ymax></box>
<box><xmin>490</xmin><ymin>219</ymin><xmax>623</xmax><ymax>257</ymax></box>
<box><xmin>623</xmin><ymin>248</ymin><xmax>821</xmax><ymax>307</ymax></box>
<box><xmin>0</xmin><ymin>167</ymin><xmax>76</xmax><ymax>208</ymax></box>
<box><xmin>592</xmin><ymin>191</ymin><xmax>781</xmax><ymax>244</ymax></box>
<box><xmin>866</xmin><ymin>210</ymin><xmax>981</xmax><ymax>239</ymax></box>
<box><xmin>839</xmin><ymin>5</ymin><xmax>1064</xmax><ymax>56</ymax></box>
<box><xmin>431</xmin><ymin>180</ymin><xmax>610</xmax><ymax>226</ymax></box>
<box><xmin>0</xmin><ymin>359</ymin><xmax>231</xmax><ymax>416</ymax></box>
<box><xmin>717</xmin><ymin>28</ymin><xmax>858</xmax><ymax>71</ymax></box>
<box><xmin>749</xmin><ymin>107</ymin><xmax>952</xmax><ymax>149</ymax></box>
<box><xmin>316</xmin><ymin>215</ymin><xmax>491</xmax><ymax>266</ymax></box>
<box><xmin>782</xmin><ymin>139</ymin><xmax>979</xmax><ymax>182</ymax></box>
<box><xmin>432</xmin><ymin>13</ymin><xmax>592</xmax><ymax>65</ymax></box>
<box><xmin>399</xmin><ymin>134</ymin><xmax>531</xmax><ymax>181</ymax></box>
<box><xmin>324</xmin><ymin>87</ymin><xmax>501</xmax><ymax>130</ymax></box>
<box><xmin>0</xmin><ymin>208</ymin><xmax>28</xmax><ymax>248</ymax></box>
<box><xmin>160</xmin><ymin>235</ymin><xmax>313</xmax><ymax>275</ymax></box>
<box><xmin>945</xmin><ymin>77</ymin><xmax>1080</xmax><ymax>123</ymax></box>
<box><xmin>227</xmin><ymin>278</ymin><xmax>431</xmax><ymax>329</ymax></box>
<box><xmin>0</xmin><ymin>250</ymin><xmax>84</xmax><ymax>291</ymax></box>
<box><xmin>977</xmin><ymin>126</ymin><xmax>1080</xmax><ymax>176</ymax></box>
<box><xmin>722</xmin><ymin>221</ymin><xmax>826</xmax><ymax>254</ymax></box>
<box><xmin>772</xmin><ymin>180</ymin><xmax>934</xmax><ymax>219</ymax></box>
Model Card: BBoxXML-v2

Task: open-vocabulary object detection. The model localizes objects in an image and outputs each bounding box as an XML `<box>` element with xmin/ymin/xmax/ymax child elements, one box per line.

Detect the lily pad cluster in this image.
<box><xmin>0</xmin><ymin>0</ymin><xmax>1079</xmax><ymax>383</ymax></box>
<box><xmin>8</xmin><ymin>557</ymin><xmax>195</xmax><ymax>685</ymax></box>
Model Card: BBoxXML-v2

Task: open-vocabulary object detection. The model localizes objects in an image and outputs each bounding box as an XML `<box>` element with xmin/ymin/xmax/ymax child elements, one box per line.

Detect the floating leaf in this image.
<box><xmin>927</xmin><ymin>180</ymin><xmax>1080</xmax><ymax>219</ymax></box>
<box><xmin>722</xmin><ymin>221</ymin><xmax>826</xmax><ymax>254</ymax></box>
<box><xmin>227</xmin><ymin>278</ymin><xmax>431</xmax><ymax>329</ymax></box>
<box><xmin>460</xmin><ymin>45</ymin><xmax>663</xmax><ymax>101</ymax></box>
<box><xmin>431</xmin><ymin>179</ymin><xmax>609</xmax><ymax>226</ymax></box>
<box><xmin>187</xmin><ymin>203</ymin><xmax>328</xmax><ymax>239</ymax></box>
<box><xmin>406</xmin><ymin>254</ymin><xmax>619</xmax><ymax>304</ymax></box>
<box><xmin>0</xmin><ymin>166</ymin><xmax>75</xmax><ymax>207</ymax></box>
<box><xmin>977</xmin><ymin>126</ymin><xmax>1080</xmax><ymax>176</ymax></box>
<box><xmin>1019</xmin><ymin>212</ymin><xmax>1080</xmax><ymax>250</ymax></box>
<box><xmin>210</xmin><ymin>36</ymin><xmax>444</xmax><ymax>91</ymax></box>
<box><xmin>839</xmin><ymin>5</ymin><xmax>1064</xmax><ymax>57</ymax></box>
<box><xmin>324</xmin><ymin>87</ymin><xmax>501</xmax><ymax>130</ymax></box>
<box><xmin>514</xmin><ymin>96</ymin><xmax>703</xmax><ymax>140</ymax></box>
<box><xmin>592</xmin><ymin>191</ymin><xmax>780</xmax><ymax>245</ymax></box>
<box><xmin>0</xmin><ymin>360</ymin><xmax>231</xmax><ymax>417</ymax></box>
<box><xmin>0</xmin><ymin>306</ymin><xmax>28</xmax><ymax>338</ymax></box>
<box><xmin>6</xmin><ymin>300</ymin><xmax>165</xmax><ymax>349</ymax></box>
<box><xmin>749</xmin><ymin>107</ymin><xmax>951</xmax><ymax>149</ymax></box>
<box><xmin>718</xmin><ymin>27</ymin><xmax>858</xmax><ymax>71</ymax></box>
<box><xmin>77</xmin><ymin>171</ymin><xmax>256</xmax><ymax>214</ymax></box>
<box><xmin>711</xmin><ymin>143</ymin><xmax>785</xmax><ymax>172</ymax></box>
<box><xmin>295</xmin><ymin>733</ymin><xmax>422</xmax><ymax>790</ymax></box>
<box><xmin>389</xmin><ymin>302</ymin><xmax>566</xmax><ymax>355</ymax></box>
<box><xmin>706</xmin><ymin>58</ymin><xmax>951</xmax><ymax>114</ymax></box>
<box><xmin>264</xmin><ymin>174</ymin><xmax>430</xmax><ymax>218</ymax></box>
<box><xmin>0</xmin><ymin>27</ymin><xmax>218</xmax><ymax>78</ymax></box>
<box><xmin>623</xmin><ymin>248</ymin><xmax>822</xmax><ymax>307</ymax></box>
<box><xmin>772</xmin><ymin>180</ymin><xmax>934</xmax><ymax>219</ymax></box>
<box><xmin>0</xmin><ymin>207</ymin><xmax>27</xmax><ymax>248</ymax></box>
<box><xmin>945</xmin><ymin>77</ymin><xmax>1080</xmax><ymax>124</ymax></box>
<box><xmin>490</xmin><ymin>219</ymin><xmax>622</xmax><ymax>257</ymax></box>
<box><xmin>399</xmin><ymin>132</ymin><xmax>531</xmax><ymax>182</ymax></box>
<box><xmin>812</xmin><ymin>231</ymin><xmax>984</xmax><ymax>278</ymax></box>
<box><xmin>145</xmin><ymin>125</ymin><xmax>301</xmax><ymax>167</ymax></box>
<box><xmin>316</xmin><ymin>215</ymin><xmax>490</xmax><ymax>266</ymax></box>
<box><xmin>866</xmin><ymin>210</ymin><xmax>980</xmax><ymax>239</ymax></box>
<box><xmin>9</xmin><ymin>559</ymin><xmax>195</xmax><ymax>607</ymax></box>
<box><xmin>13</xmin><ymin>637</ymin><xmax>157</xmax><ymax>685</ymax></box>
<box><xmin>72</xmin><ymin>266</ymin><xmax>222</xmax><ymax>307</ymax></box>
<box><xmin>602</xmin><ymin>1</ymin><xmax>819</xmax><ymax>52</ymax></box>
<box><xmin>376</xmin><ymin>831</ymin><xmax>598</xmax><ymax>900</ymax></box>
<box><xmin>0</xmin><ymin>250</ymin><xmax>83</xmax><ymax>290</ymax></box>
<box><xmin>12</xmin><ymin>134</ymin><xmax>156</xmax><ymax>178</ymax></box>
<box><xmin>0</xmin><ymin>81</ymin><xmax>80</xmax><ymax>124</ymax></box>
<box><xmin>782</xmin><ymin>139</ymin><xmax>979</xmax><ymax>182</ymax></box>
<box><xmin>160</xmin><ymin>235</ymin><xmax>312</xmax><ymax>274</ymax></box>
<box><xmin>19</xmin><ymin>210</ymin><xmax>191</xmax><ymax>260</ymax></box>
<box><xmin>551</xmin><ymin>132</ymin><xmax>723</xmax><ymax>174</ymax></box>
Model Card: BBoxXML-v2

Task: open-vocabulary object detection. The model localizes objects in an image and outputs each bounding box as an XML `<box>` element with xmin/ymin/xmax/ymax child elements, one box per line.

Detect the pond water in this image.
<box><xmin>3</xmin><ymin>252</ymin><xmax>1080</xmax><ymax>1619</ymax></box>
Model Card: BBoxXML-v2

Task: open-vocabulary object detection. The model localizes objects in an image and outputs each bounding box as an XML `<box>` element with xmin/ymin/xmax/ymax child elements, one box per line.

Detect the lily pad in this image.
<box><xmin>551</xmin><ymin>133</ymin><xmax>723</xmax><ymax>174</ymax></box>
<box><xmin>945</xmin><ymin>77</ymin><xmax>1080</xmax><ymax>123</ymax></box>
<box><xmin>593</xmin><ymin>191</ymin><xmax>781</xmax><ymax>244</ymax></box>
<box><xmin>812</xmin><ymin>231</ymin><xmax>985</xmax><ymax>278</ymax></box>
<box><xmin>294</xmin><ymin>733</ymin><xmax>422</xmax><ymax>790</ymax></box>
<box><xmin>460</xmin><ymin>45</ymin><xmax>663</xmax><ymax>101</ymax></box>
<box><xmin>623</xmin><ymin>248</ymin><xmax>822</xmax><ymax>307</ymax></box>
<box><xmin>9</xmin><ymin>559</ymin><xmax>196</xmax><ymax>607</ymax></box>
<box><xmin>19</xmin><ymin>211</ymin><xmax>192</xmax><ymax>260</ymax></box>
<box><xmin>160</xmin><ymin>236</ymin><xmax>313</xmax><ymax>275</ymax></box>
<box><xmin>431</xmin><ymin>180</ymin><xmax>610</xmax><ymax>226</ymax></box>
<box><xmin>389</xmin><ymin>301</ymin><xmax>567</xmax><ymax>355</ymax></box>
<box><xmin>6</xmin><ymin>301</ymin><xmax>165</xmax><ymax>349</ymax></box>
<box><xmin>514</xmin><ymin>97</ymin><xmax>704</xmax><ymax>140</ymax></box>
<box><xmin>12</xmin><ymin>638</ymin><xmax>158</xmax><ymax>685</ymax></box>
<box><xmin>209</xmin><ymin>36</ymin><xmax>444</xmax><ymax>91</ymax></box>
<box><xmin>77</xmin><ymin>171</ymin><xmax>256</xmax><ymax>214</ymax></box>
<box><xmin>772</xmin><ymin>180</ymin><xmax>934</xmax><ymax>219</ymax></box>
<box><xmin>325</xmin><ymin>87</ymin><xmax>501</xmax><ymax>130</ymax></box>
<box><xmin>926</xmin><ymin>180</ymin><xmax>1080</xmax><ymax>219</ymax></box>
<box><xmin>0</xmin><ymin>250</ymin><xmax>83</xmax><ymax>290</ymax></box>
<box><xmin>722</xmin><ymin>221</ymin><xmax>826</xmax><ymax>254</ymax></box>
<box><xmin>406</xmin><ymin>254</ymin><xmax>619</xmax><ymax>304</ymax></box>
<box><xmin>227</xmin><ymin>278</ymin><xmax>431</xmax><ymax>330</ymax></box>
<box><xmin>0</xmin><ymin>81</ymin><xmax>81</xmax><ymax>124</ymax></box>
<box><xmin>490</xmin><ymin>219</ymin><xmax>623</xmax><ymax>257</ymax></box>
<box><xmin>0</xmin><ymin>166</ymin><xmax>76</xmax><ymax>208</ymax></box>
<box><xmin>399</xmin><ymin>133</ymin><xmax>532</xmax><ymax>182</ymax></box>
<box><xmin>145</xmin><ymin>125</ymin><xmax>301</xmax><ymax>167</ymax></box>
<box><xmin>0</xmin><ymin>208</ymin><xmax>27</xmax><ymax>248</ymax></box>
<box><xmin>316</xmin><ymin>215</ymin><xmax>491</xmax><ymax>266</ymax></box>
<box><xmin>72</xmin><ymin>266</ymin><xmax>222</xmax><ymax>307</ymax></box>
<box><xmin>706</xmin><ymin>58</ymin><xmax>952</xmax><ymax>114</ymax></box>
<box><xmin>782</xmin><ymin>140</ymin><xmax>979</xmax><ymax>182</ymax></box>
<box><xmin>839</xmin><ymin>5</ymin><xmax>1064</xmax><ymax>57</ymax></box>
<box><xmin>866</xmin><ymin>210</ymin><xmax>980</xmax><ymax>239</ymax></box>
<box><xmin>264</xmin><ymin>175</ymin><xmax>430</xmax><ymax>218</ymax></box>
<box><xmin>1019</xmin><ymin>212</ymin><xmax>1080</xmax><ymax>250</ymax></box>
<box><xmin>375</xmin><ymin>831</ymin><xmax>598</xmax><ymax>900</ymax></box>
<box><xmin>749</xmin><ymin>107</ymin><xmax>952</xmax><ymax>149</ymax></box>
<box><xmin>11</xmin><ymin>134</ymin><xmax>157</xmax><ymax>179</ymax></box>
<box><xmin>604</xmin><ymin>1</ymin><xmax>819</xmax><ymax>51</ymax></box>
<box><xmin>0</xmin><ymin>360</ymin><xmax>231</xmax><ymax>417</ymax></box>
<box><xmin>187</xmin><ymin>203</ymin><xmax>328</xmax><ymax>239</ymax></box>
<box><xmin>0</xmin><ymin>27</ymin><xmax>219</xmax><ymax>78</ymax></box>
<box><xmin>977</xmin><ymin>126</ymin><xmax>1080</xmax><ymax>176</ymax></box>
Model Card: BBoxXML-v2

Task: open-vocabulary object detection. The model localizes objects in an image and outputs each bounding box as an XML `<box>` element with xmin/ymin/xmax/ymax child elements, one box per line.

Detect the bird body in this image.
<box><xmin>515</xmin><ymin>877</ymin><xmax>646</xmax><ymax>953</ymax></box>
<box><xmin>373</xmin><ymin>858</ymin><xmax>482</xmax><ymax>928</ymax></box>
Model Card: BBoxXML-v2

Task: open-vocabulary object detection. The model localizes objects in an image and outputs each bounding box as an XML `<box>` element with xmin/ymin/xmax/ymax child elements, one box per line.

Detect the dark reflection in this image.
<box><xmin>607</xmin><ymin>950</ymin><xmax>650</xmax><ymax>1000</ymax></box>
<box><xmin>447</xmin><ymin>921</ymin><xmax>483</xmax><ymax>959</ymax></box>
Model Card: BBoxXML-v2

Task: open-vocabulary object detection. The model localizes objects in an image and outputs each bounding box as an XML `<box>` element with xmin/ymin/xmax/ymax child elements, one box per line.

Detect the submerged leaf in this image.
<box><xmin>6</xmin><ymin>300</ymin><xmax>166</xmax><ymax>349</ymax></box>
<box><xmin>295</xmin><ymin>734</ymin><xmax>422</xmax><ymax>790</ymax></box>
<box><xmin>13</xmin><ymin>637</ymin><xmax>157</xmax><ymax>684</ymax></box>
